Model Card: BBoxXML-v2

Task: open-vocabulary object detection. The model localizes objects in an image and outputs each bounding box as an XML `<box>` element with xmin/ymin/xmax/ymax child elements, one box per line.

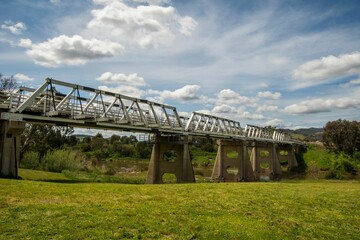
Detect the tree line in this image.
<box><xmin>20</xmin><ymin>123</ymin><xmax>153</xmax><ymax>171</ymax></box>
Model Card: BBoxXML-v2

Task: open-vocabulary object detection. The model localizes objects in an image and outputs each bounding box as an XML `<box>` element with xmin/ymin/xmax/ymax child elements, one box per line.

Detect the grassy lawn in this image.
<box><xmin>1</xmin><ymin>175</ymin><xmax>360</xmax><ymax>240</ymax></box>
<box><xmin>18</xmin><ymin>168</ymin><xmax>71</xmax><ymax>181</ymax></box>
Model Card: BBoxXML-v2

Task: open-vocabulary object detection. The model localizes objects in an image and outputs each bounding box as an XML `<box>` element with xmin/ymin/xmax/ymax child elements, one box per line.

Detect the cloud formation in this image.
<box><xmin>216</xmin><ymin>89</ymin><xmax>254</xmax><ymax>105</ymax></box>
<box><xmin>257</xmin><ymin>91</ymin><xmax>281</xmax><ymax>100</ymax></box>
<box><xmin>1</xmin><ymin>21</ymin><xmax>26</xmax><ymax>34</ymax></box>
<box><xmin>96</xmin><ymin>72</ymin><xmax>146</xmax><ymax>86</ymax></box>
<box><xmin>264</xmin><ymin>118</ymin><xmax>284</xmax><ymax>127</ymax></box>
<box><xmin>256</xmin><ymin>105</ymin><xmax>279</xmax><ymax>113</ymax></box>
<box><xmin>99</xmin><ymin>85</ymin><xmax>144</xmax><ymax>98</ymax></box>
<box><xmin>20</xmin><ymin>35</ymin><xmax>123</xmax><ymax>67</ymax></box>
<box><xmin>17</xmin><ymin>0</ymin><xmax>196</xmax><ymax>67</ymax></box>
<box><xmin>292</xmin><ymin>52</ymin><xmax>360</xmax><ymax>88</ymax></box>
<box><xmin>14</xmin><ymin>73</ymin><xmax>34</xmax><ymax>82</ymax></box>
<box><xmin>133</xmin><ymin>0</ymin><xmax>170</xmax><ymax>5</ymax></box>
<box><xmin>340</xmin><ymin>77</ymin><xmax>360</xmax><ymax>88</ymax></box>
<box><xmin>87</xmin><ymin>0</ymin><xmax>197</xmax><ymax>48</ymax></box>
<box><xmin>284</xmin><ymin>97</ymin><xmax>360</xmax><ymax>114</ymax></box>
<box><xmin>149</xmin><ymin>85</ymin><xmax>201</xmax><ymax>102</ymax></box>
<box><xmin>210</xmin><ymin>104</ymin><xmax>265</xmax><ymax>121</ymax></box>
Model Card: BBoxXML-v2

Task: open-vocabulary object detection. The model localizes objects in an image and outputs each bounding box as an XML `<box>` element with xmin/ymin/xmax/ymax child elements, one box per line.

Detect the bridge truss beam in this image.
<box><xmin>0</xmin><ymin>78</ymin><xmax>305</xmax><ymax>180</ymax></box>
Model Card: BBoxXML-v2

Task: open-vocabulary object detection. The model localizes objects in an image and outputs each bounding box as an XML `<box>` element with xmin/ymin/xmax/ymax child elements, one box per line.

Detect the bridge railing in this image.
<box><xmin>0</xmin><ymin>78</ymin><xmax>184</xmax><ymax>131</ymax></box>
<box><xmin>185</xmin><ymin>111</ymin><xmax>244</xmax><ymax>137</ymax></box>
<box><xmin>244</xmin><ymin>124</ymin><xmax>290</xmax><ymax>142</ymax></box>
<box><xmin>0</xmin><ymin>78</ymin><xmax>295</xmax><ymax>144</ymax></box>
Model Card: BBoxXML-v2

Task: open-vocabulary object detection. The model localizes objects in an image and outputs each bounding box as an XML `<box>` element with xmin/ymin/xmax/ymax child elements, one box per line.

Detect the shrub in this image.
<box><xmin>42</xmin><ymin>149</ymin><xmax>83</xmax><ymax>173</ymax></box>
<box><xmin>353</xmin><ymin>151</ymin><xmax>360</xmax><ymax>162</ymax></box>
<box><xmin>20</xmin><ymin>151</ymin><xmax>40</xmax><ymax>169</ymax></box>
<box><xmin>327</xmin><ymin>153</ymin><xmax>357</xmax><ymax>179</ymax></box>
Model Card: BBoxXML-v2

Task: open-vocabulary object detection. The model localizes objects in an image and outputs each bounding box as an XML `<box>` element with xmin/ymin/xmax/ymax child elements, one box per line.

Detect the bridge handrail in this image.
<box><xmin>0</xmin><ymin>78</ymin><xmax>301</xmax><ymax>144</ymax></box>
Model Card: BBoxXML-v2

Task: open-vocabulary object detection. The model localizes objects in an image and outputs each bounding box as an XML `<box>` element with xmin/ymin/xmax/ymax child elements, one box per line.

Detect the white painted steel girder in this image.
<box><xmin>0</xmin><ymin>78</ymin><xmax>296</xmax><ymax>144</ymax></box>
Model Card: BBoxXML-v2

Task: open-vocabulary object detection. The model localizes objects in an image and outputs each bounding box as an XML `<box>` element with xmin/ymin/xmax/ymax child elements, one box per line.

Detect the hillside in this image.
<box><xmin>281</xmin><ymin>127</ymin><xmax>323</xmax><ymax>141</ymax></box>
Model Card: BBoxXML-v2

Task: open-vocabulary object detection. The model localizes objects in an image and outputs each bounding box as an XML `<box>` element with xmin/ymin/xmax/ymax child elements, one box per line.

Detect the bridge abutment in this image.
<box><xmin>212</xmin><ymin>140</ymin><xmax>255</xmax><ymax>182</ymax></box>
<box><xmin>0</xmin><ymin>120</ymin><xmax>25</xmax><ymax>178</ymax></box>
<box><xmin>146</xmin><ymin>134</ymin><xmax>195</xmax><ymax>184</ymax></box>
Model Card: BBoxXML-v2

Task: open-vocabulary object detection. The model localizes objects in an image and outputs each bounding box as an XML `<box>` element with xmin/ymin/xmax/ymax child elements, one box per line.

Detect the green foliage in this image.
<box><xmin>327</xmin><ymin>153</ymin><xmax>357</xmax><ymax>179</ymax></box>
<box><xmin>90</xmin><ymin>133</ymin><xmax>108</xmax><ymax>150</ymax></box>
<box><xmin>62</xmin><ymin>170</ymin><xmax>146</xmax><ymax>184</ymax></box>
<box><xmin>109</xmin><ymin>134</ymin><xmax>121</xmax><ymax>144</ymax></box>
<box><xmin>42</xmin><ymin>149</ymin><xmax>83</xmax><ymax>173</ymax></box>
<box><xmin>163</xmin><ymin>150</ymin><xmax>177</xmax><ymax>162</ymax></box>
<box><xmin>322</xmin><ymin>119</ymin><xmax>360</xmax><ymax>156</ymax></box>
<box><xmin>135</xmin><ymin>141</ymin><xmax>152</xmax><ymax>159</ymax></box>
<box><xmin>304</xmin><ymin>144</ymin><xmax>358</xmax><ymax>179</ymax></box>
<box><xmin>293</xmin><ymin>149</ymin><xmax>307</xmax><ymax>172</ymax></box>
<box><xmin>353</xmin><ymin>151</ymin><xmax>360</xmax><ymax>162</ymax></box>
<box><xmin>18</xmin><ymin>168</ymin><xmax>70</xmax><ymax>181</ymax></box>
<box><xmin>191</xmin><ymin>147</ymin><xmax>217</xmax><ymax>167</ymax></box>
<box><xmin>20</xmin><ymin>151</ymin><xmax>40</xmax><ymax>169</ymax></box>
<box><xmin>21</xmin><ymin>124</ymin><xmax>75</xmax><ymax>158</ymax></box>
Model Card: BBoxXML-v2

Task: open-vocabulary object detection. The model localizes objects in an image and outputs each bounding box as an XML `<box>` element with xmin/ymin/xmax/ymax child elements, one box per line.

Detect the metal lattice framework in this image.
<box><xmin>185</xmin><ymin>112</ymin><xmax>243</xmax><ymax>137</ymax></box>
<box><xmin>244</xmin><ymin>124</ymin><xmax>290</xmax><ymax>141</ymax></box>
<box><xmin>0</xmin><ymin>78</ymin><xmax>295</xmax><ymax>143</ymax></box>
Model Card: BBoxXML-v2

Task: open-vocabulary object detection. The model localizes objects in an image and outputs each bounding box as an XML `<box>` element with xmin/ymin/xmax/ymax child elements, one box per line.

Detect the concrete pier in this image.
<box><xmin>0</xmin><ymin>120</ymin><xmax>25</xmax><ymax>178</ymax></box>
<box><xmin>146</xmin><ymin>134</ymin><xmax>195</xmax><ymax>184</ymax></box>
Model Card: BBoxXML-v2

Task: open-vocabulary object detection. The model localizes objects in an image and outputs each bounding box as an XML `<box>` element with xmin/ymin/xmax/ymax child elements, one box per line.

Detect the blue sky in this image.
<box><xmin>1</xmin><ymin>0</ymin><xmax>360</xmax><ymax>134</ymax></box>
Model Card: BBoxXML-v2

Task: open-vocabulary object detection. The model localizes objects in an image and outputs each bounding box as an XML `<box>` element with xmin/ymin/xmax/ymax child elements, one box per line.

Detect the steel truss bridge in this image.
<box><xmin>0</xmin><ymin>78</ymin><xmax>305</xmax><ymax>182</ymax></box>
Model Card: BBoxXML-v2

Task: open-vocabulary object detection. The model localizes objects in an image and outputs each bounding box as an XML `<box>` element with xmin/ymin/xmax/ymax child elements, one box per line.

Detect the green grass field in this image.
<box><xmin>1</xmin><ymin>170</ymin><xmax>360</xmax><ymax>239</ymax></box>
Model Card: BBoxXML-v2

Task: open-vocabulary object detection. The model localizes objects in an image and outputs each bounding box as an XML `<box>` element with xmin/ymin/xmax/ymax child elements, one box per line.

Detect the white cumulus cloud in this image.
<box><xmin>87</xmin><ymin>0</ymin><xmax>197</xmax><ymax>48</ymax></box>
<box><xmin>212</xmin><ymin>104</ymin><xmax>237</xmax><ymax>114</ymax></box>
<box><xmin>264</xmin><ymin>118</ymin><xmax>284</xmax><ymax>128</ymax></box>
<box><xmin>210</xmin><ymin>104</ymin><xmax>265</xmax><ymax>121</ymax></box>
<box><xmin>292</xmin><ymin>52</ymin><xmax>360</xmax><ymax>89</ymax></box>
<box><xmin>257</xmin><ymin>91</ymin><xmax>281</xmax><ymax>100</ymax></box>
<box><xmin>239</xmin><ymin>111</ymin><xmax>265</xmax><ymax>120</ymax></box>
<box><xmin>96</xmin><ymin>72</ymin><xmax>146</xmax><ymax>86</ymax></box>
<box><xmin>284</xmin><ymin>97</ymin><xmax>360</xmax><ymax>115</ymax></box>
<box><xmin>99</xmin><ymin>85</ymin><xmax>144</xmax><ymax>98</ymax></box>
<box><xmin>14</xmin><ymin>73</ymin><xmax>34</xmax><ymax>82</ymax></box>
<box><xmin>133</xmin><ymin>0</ymin><xmax>171</xmax><ymax>5</ymax></box>
<box><xmin>256</xmin><ymin>105</ymin><xmax>279</xmax><ymax>113</ymax></box>
<box><xmin>18</xmin><ymin>38</ymin><xmax>32</xmax><ymax>48</ymax></box>
<box><xmin>1</xmin><ymin>21</ymin><xmax>26</xmax><ymax>35</ymax></box>
<box><xmin>160</xmin><ymin>85</ymin><xmax>200</xmax><ymax>101</ymax></box>
<box><xmin>20</xmin><ymin>35</ymin><xmax>123</xmax><ymax>67</ymax></box>
<box><xmin>217</xmin><ymin>89</ymin><xmax>254</xmax><ymax>105</ymax></box>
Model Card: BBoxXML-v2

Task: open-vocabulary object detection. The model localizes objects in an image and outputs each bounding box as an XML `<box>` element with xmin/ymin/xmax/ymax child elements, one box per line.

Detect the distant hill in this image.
<box><xmin>280</xmin><ymin>127</ymin><xmax>323</xmax><ymax>141</ymax></box>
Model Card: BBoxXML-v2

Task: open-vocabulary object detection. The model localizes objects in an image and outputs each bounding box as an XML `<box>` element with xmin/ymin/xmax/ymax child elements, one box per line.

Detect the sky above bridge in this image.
<box><xmin>1</xmin><ymin>0</ymin><xmax>360</xmax><ymax>133</ymax></box>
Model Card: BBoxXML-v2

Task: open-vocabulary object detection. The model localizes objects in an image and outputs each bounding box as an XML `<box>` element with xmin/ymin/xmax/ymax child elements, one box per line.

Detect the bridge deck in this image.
<box><xmin>0</xmin><ymin>78</ymin><xmax>302</xmax><ymax>145</ymax></box>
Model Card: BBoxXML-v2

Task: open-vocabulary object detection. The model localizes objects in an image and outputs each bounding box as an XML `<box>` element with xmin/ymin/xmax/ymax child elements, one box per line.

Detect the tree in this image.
<box><xmin>110</xmin><ymin>134</ymin><xmax>121</xmax><ymax>144</ymax></box>
<box><xmin>136</xmin><ymin>141</ymin><xmax>152</xmax><ymax>158</ymax></box>
<box><xmin>21</xmin><ymin>124</ymin><xmax>75</xmax><ymax>159</ymax></box>
<box><xmin>322</xmin><ymin>119</ymin><xmax>360</xmax><ymax>156</ymax></box>
<box><xmin>91</xmin><ymin>133</ymin><xmax>108</xmax><ymax>150</ymax></box>
<box><xmin>0</xmin><ymin>73</ymin><xmax>17</xmax><ymax>91</ymax></box>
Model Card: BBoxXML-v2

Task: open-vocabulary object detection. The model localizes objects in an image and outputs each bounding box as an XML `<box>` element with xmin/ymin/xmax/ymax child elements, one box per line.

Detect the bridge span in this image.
<box><xmin>0</xmin><ymin>78</ymin><xmax>305</xmax><ymax>183</ymax></box>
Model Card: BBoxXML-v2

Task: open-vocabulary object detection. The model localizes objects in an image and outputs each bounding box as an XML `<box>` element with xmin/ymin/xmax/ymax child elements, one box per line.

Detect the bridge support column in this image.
<box><xmin>212</xmin><ymin>140</ymin><xmax>255</xmax><ymax>182</ymax></box>
<box><xmin>146</xmin><ymin>134</ymin><xmax>195</xmax><ymax>184</ymax></box>
<box><xmin>0</xmin><ymin>120</ymin><xmax>25</xmax><ymax>178</ymax></box>
<box><xmin>250</xmin><ymin>143</ymin><xmax>282</xmax><ymax>181</ymax></box>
